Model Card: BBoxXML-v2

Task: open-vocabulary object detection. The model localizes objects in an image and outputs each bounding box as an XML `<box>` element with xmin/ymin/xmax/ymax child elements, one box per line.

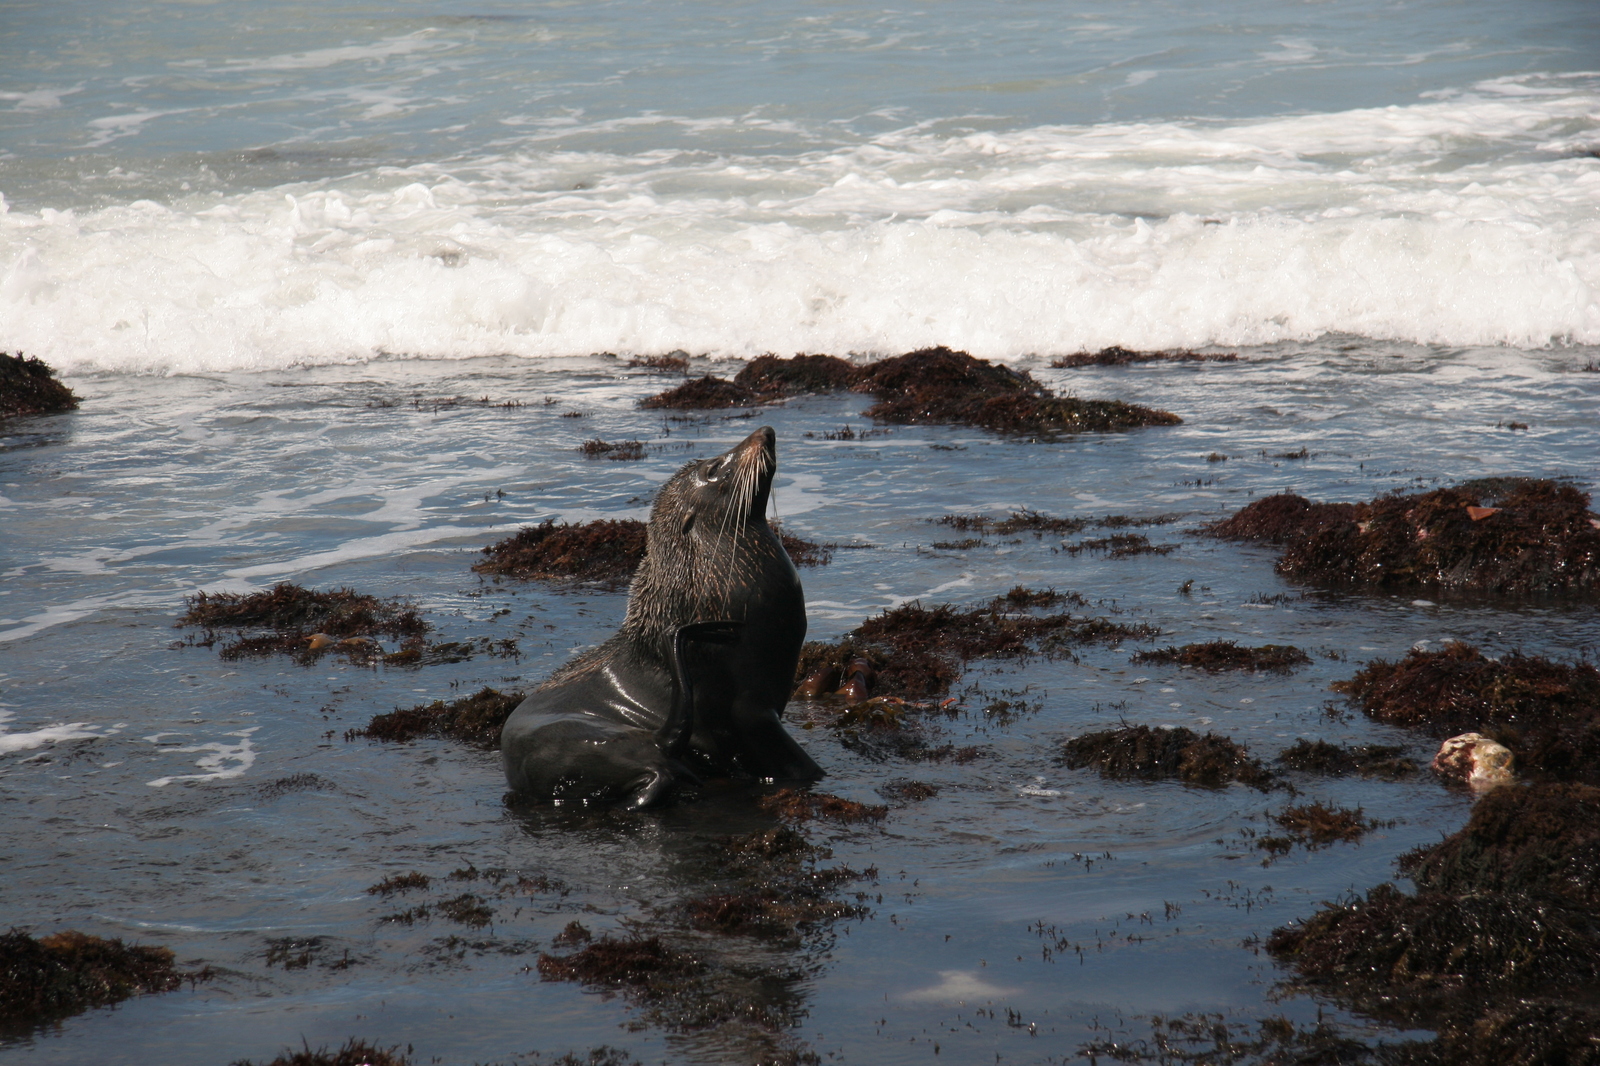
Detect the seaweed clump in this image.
<box><xmin>1060</xmin><ymin>533</ymin><xmax>1176</xmax><ymax>558</ymax></box>
<box><xmin>349</xmin><ymin>687</ymin><xmax>523</xmax><ymax>748</ymax></box>
<box><xmin>627</xmin><ymin>353</ymin><xmax>690</xmax><ymax>371</ymax></box>
<box><xmin>1275</xmin><ymin>739</ymin><xmax>1417</xmax><ymax>779</ymax></box>
<box><xmin>733</xmin><ymin>353</ymin><xmax>863</xmax><ymax>397</ymax></box>
<box><xmin>1267</xmin><ymin>882</ymin><xmax>1599</xmax><ymax>1021</ymax></box>
<box><xmin>1059</xmin><ymin>725</ymin><xmax>1276</xmax><ymax>790</ymax></box>
<box><xmin>682</xmin><ymin>891</ymin><xmax>857</xmax><ymax>939</ymax></box>
<box><xmin>935</xmin><ymin>509</ymin><xmax>1089</xmax><ymax>536</ymax></box>
<box><xmin>879</xmin><ymin>780</ymin><xmax>939</xmax><ymax>802</ymax></box>
<box><xmin>1400</xmin><ymin>781</ymin><xmax>1600</xmax><ymax>906</ymax></box>
<box><xmin>639</xmin><ymin>348</ymin><xmax>1182</xmax><ymax>437</ymax></box>
<box><xmin>474</xmin><ymin>518</ymin><xmax>646</xmax><ymax>585</ymax></box>
<box><xmin>0</xmin><ymin>353</ymin><xmax>78</xmax><ymax>418</ymax></box>
<box><xmin>176</xmin><ymin>583</ymin><xmax>427</xmax><ymax>662</ymax></box>
<box><xmin>578</xmin><ymin>439</ymin><xmax>646</xmax><ymax>460</ymax></box>
<box><xmin>638</xmin><ymin>376</ymin><xmax>758</xmax><ymax>410</ymax></box>
<box><xmin>679</xmin><ymin>822</ymin><xmax>871</xmax><ymax>946</ymax></box>
<box><xmin>1076</xmin><ymin>1014</ymin><xmax>1376</xmax><ymax>1066</ymax></box>
<box><xmin>230</xmin><ymin>1040</ymin><xmax>412</xmax><ymax>1066</ymax></box>
<box><xmin>1131</xmin><ymin>640</ymin><xmax>1311</xmax><ymax>672</ymax></box>
<box><xmin>856</xmin><ymin>347</ymin><xmax>1181</xmax><ymax>436</ymax></box>
<box><xmin>535</xmin><ymin>819</ymin><xmax>869</xmax><ymax>1058</ymax></box>
<box><xmin>1269</xmin><ymin>782</ymin><xmax>1600</xmax><ymax>1058</ymax></box>
<box><xmin>1206</xmin><ymin>492</ymin><xmax>1357</xmax><ymax>543</ymax></box>
<box><xmin>634</xmin><ymin>351</ymin><xmax>866</xmax><ymax>409</ymax></box>
<box><xmin>475</xmin><ymin>518</ymin><xmax>829</xmax><ymax>584</ymax></box>
<box><xmin>1257</xmin><ymin>802</ymin><xmax>1381</xmax><ymax>856</ymax></box>
<box><xmin>0</xmin><ymin>930</ymin><xmax>191</xmax><ymax>1023</ymax></box>
<box><xmin>1429</xmin><ymin>1002</ymin><xmax>1600</xmax><ymax>1066</ymax></box>
<box><xmin>757</xmin><ymin>788</ymin><xmax>887</xmax><ymax>824</ymax></box>
<box><xmin>1331</xmin><ymin>642</ymin><xmax>1600</xmax><ymax>783</ymax></box>
<box><xmin>793</xmin><ymin>589</ymin><xmax>1155</xmax><ymax>702</ymax></box>
<box><xmin>1206</xmin><ymin>480</ymin><xmax>1600</xmax><ymax>595</ymax></box>
<box><xmin>1050</xmin><ymin>346</ymin><xmax>1239</xmax><ymax>368</ymax></box>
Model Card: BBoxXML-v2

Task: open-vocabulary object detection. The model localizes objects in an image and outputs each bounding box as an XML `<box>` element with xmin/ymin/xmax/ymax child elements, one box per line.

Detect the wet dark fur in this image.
<box><xmin>500</xmin><ymin>427</ymin><xmax>823</xmax><ymax>806</ymax></box>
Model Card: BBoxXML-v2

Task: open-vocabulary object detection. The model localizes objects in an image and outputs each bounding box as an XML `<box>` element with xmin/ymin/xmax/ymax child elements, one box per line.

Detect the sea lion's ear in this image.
<box><xmin>681</xmin><ymin>510</ymin><xmax>696</xmax><ymax>534</ymax></box>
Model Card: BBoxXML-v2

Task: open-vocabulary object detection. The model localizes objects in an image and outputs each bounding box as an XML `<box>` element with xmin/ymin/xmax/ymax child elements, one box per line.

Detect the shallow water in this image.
<box><xmin>3</xmin><ymin>346</ymin><xmax>1598</xmax><ymax>1063</ymax></box>
<box><xmin>6</xmin><ymin>0</ymin><xmax>1600</xmax><ymax>1059</ymax></box>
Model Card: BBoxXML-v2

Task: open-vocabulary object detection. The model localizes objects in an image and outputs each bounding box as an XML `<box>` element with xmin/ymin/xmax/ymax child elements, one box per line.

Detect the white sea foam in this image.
<box><xmin>0</xmin><ymin>710</ymin><xmax>105</xmax><ymax>754</ymax></box>
<box><xmin>209</xmin><ymin>31</ymin><xmax>449</xmax><ymax>73</ymax></box>
<box><xmin>3</xmin><ymin>75</ymin><xmax>1597</xmax><ymax>373</ymax></box>
<box><xmin>146</xmin><ymin>727</ymin><xmax>259</xmax><ymax>787</ymax></box>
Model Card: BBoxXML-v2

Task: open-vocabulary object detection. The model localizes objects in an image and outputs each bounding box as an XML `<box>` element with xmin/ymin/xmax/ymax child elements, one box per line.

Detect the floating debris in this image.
<box><xmin>1049</xmin><ymin>346</ymin><xmax>1239</xmax><ymax>368</ymax></box>
<box><xmin>533</xmin><ymin>818</ymin><xmax>866</xmax><ymax>1062</ymax></box>
<box><xmin>1331</xmin><ymin>643</ymin><xmax>1600</xmax><ymax>783</ymax></box>
<box><xmin>0</xmin><ymin>352</ymin><xmax>79</xmax><ymax>419</ymax></box>
<box><xmin>719</xmin><ymin>825</ymin><xmax>823</xmax><ymax>865</ymax></box>
<box><xmin>1131</xmin><ymin>640</ymin><xmax>1311</xmax><ymax>672</ymax></box>
<box><xmin>349</xmin><ymin>687</ymin><xmax>524</xmax><ymax>748</ymax></box>
<box><xmin>176</xmin><ymin>583</ymin><xmax>427</xmax><ymax>663</ymax></box>
<box><xmin>1431</xmin><ymin>732</ymin><xmax>1516</xmax><ymax>791</ymax></box>
<box><xmin>0</xmin><ymin>929</ymin><xmax>192</xmax><ymax>1023</ymax></box>
<box><xmin>1428</xmin><ymin>1002</ymin><xmax>1600</xmax><ymax>1066</ymax></box>
<box><xmin>1059</xmin><ymin>725</ymin><xmax>1276</xmax><ymax>791</ymax></box>
<box><xmin>1275</xmin><ymin>739</ymin><xmax>1417</xmax><ymax>778</ymax></box>
<box><xmin>1206</xmin><ymin>480</ymin><xmax>1600</xmax><ymax>595</ymax></box>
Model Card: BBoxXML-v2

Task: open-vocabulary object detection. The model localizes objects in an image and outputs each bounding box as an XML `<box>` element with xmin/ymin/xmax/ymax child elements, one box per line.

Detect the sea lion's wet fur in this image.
<box><xmin>501</xmin><ymin>426</ymin><xmax>822</xmax><ymax>806</ymax></box>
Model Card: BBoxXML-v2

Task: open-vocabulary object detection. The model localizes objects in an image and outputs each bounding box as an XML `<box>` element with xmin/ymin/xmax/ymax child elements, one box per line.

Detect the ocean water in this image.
<box><xmin>3</xmin><ymin>2</ymin><xmax>1600</xmax><ymax>1064</ymax></box>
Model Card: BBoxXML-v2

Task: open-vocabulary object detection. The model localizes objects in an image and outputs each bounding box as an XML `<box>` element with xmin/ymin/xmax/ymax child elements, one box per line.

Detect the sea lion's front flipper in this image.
<box><xmin>660</xmin><ymin>621</ymin><xmax>745</xmax><ymax>758</ymax></box>
<box><xmin>726</xmin><ymin>707</ymin><xmax>825</xmax><ymax>783</ymax></box>
<box><xmin>681</xmin><ymin>623</ymin><xmax>825</xmax><ymax>783</ymax></box>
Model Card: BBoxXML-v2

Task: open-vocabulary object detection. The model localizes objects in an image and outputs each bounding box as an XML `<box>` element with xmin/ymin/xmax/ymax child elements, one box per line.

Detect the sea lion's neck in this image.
<box><xmin>619</xmin><ymin>519</ymin><xmax>794</xmax><ymax>660</ymax></box>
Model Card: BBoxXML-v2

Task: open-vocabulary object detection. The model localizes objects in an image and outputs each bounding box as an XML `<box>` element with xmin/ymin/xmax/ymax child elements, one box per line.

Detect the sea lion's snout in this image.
<box><xmin>725</xmin><ymin>426</ymin><xmax>777</xmax><ymax>516</ymax></box>
<box><xmin>737</xmin><ymin>425</ymin><xmax>777</xmax><ymax>465</ymax></box>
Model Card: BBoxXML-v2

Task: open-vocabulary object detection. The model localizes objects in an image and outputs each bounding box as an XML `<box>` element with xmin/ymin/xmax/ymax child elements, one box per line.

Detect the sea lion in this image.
<box><xmin>500</xmin><ymin>426</ymin><xmax>824</xmax><ymax>806</ymax></box>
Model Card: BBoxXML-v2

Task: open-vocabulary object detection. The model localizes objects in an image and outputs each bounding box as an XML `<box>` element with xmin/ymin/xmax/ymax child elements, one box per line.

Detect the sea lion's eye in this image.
<box><xmin>701</xmin><ymin>457</ymin><xmax>726</xmax><ymax>483</ymax></box>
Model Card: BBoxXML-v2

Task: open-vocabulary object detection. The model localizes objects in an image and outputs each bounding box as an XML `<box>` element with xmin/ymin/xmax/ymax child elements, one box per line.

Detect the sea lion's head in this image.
<box><xmin>655</xmin><ymin>425</ymin><xmax>777</xmax><ymax>543</ymax></box>
<box><xmin>625</xmin><ymin>426</ymin><xmax>793</xmax><ymax>637</ymax></box>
